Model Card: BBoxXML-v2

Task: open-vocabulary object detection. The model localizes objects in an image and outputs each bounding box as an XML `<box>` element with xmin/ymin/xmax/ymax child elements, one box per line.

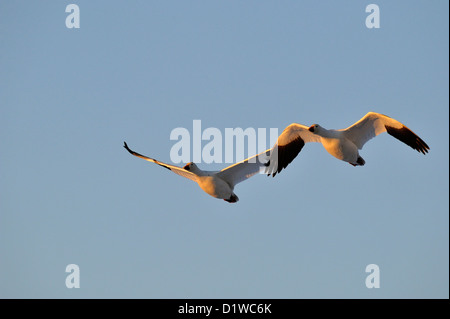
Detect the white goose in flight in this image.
<box><xmin>265</xmin><ymin>112</ymin><xmax>429</xmax><ymax>177</ymax></box>
<box><xmin>124</xmin><ymin>142</ymin><xmax>270</xmax><ymax>203</ymax></box>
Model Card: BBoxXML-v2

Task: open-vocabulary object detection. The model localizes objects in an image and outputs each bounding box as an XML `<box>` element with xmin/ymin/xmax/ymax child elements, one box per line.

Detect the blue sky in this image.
<box><xmin>0</xmin><ymin>1</ymin><xmax>448</xmax><ymax>298</ymax></box>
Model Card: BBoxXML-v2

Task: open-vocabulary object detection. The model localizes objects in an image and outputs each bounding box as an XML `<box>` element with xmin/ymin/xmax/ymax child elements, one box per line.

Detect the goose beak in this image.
<box><xmin>308</xmin><ymin>125</ymin><xmax>315</xmax><ymax>133</ymax></box>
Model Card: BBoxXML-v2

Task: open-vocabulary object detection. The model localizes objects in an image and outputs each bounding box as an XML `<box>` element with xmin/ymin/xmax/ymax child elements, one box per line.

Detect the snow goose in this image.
<box><xmin>123</xmin><ymin>142</ymin><xmax>270</xmax><ymax>203</ymax></box>
<box><xmin>265</xmin><ymin>112</ymin><xmax>429</xmax><ymax>176</ymax></box>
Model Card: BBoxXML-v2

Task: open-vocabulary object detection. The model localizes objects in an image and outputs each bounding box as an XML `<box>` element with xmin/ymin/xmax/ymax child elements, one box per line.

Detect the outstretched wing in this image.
<box><xmin>342</xmin><ymin>112</ymin><xmax>429</xmax><ymax>154</ymax></box>
<box><xmin>123</xmin><ymin>142</ymin><xmax>198</xmax><ymax>182</ymax></box>
<box><xmin>216</xmin><ymin>149</ymin><xmax>272</xmax><ymax>187</ymax></box>
<box><xmin>264</xmin><ymin>123</ymin><xmax>321</xmax><ymax>177</ymax></box>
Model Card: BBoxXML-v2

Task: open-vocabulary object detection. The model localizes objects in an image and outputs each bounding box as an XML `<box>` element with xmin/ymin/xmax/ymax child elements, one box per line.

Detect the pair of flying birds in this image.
<box><xmin>124</xmin><ymin>112</ymin><xmax>429</xmax><ymax>203</ymax></box>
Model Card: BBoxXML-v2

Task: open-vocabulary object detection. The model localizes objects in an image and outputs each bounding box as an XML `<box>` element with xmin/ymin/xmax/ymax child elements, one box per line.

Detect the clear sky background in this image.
<box><xmin>1</xmin><ymin>1</ymin><xmax>448</xmax><ymax>298</ymax></box>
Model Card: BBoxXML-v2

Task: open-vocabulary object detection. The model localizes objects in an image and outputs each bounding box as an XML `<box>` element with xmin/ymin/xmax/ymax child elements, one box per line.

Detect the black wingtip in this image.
<box><xmin>385</xmin><ymin>125</ymin><xmax>430</xmax><ymax>155</ymax></box>
<box><xmin>123</xmin><ymin>141</ymin><xmax>133</xmax><ymax>154</ymax></box>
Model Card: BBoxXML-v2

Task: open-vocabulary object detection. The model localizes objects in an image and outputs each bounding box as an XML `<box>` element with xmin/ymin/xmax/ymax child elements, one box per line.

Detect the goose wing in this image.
<box><xmin>342</xmin><ymin>112</ymin><xmax>429</xmax><ymax>154</ymax></box>
<box><xmin>216</xmin><ymin>149</ymin><xmax>271</xmax><ymax>186</ymax></box>
<box><xmin>265</xmin><ymin>123</ymin><xmax>321</xmax><ymax>177</ymax></box>
<box><xmin>123</xmin><ymin>142</ymin><xmax>198</xmax><ymax>182</ymax></box>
